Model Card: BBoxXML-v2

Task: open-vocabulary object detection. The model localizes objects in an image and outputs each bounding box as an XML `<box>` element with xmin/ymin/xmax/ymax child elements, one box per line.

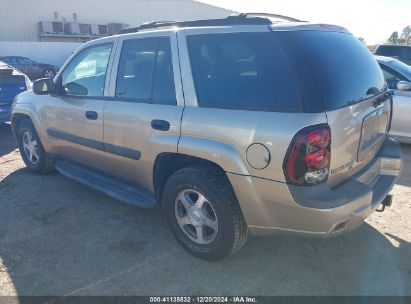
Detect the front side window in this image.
<box><xmin>61</xmin><ymin>43</ymin><xmax>112</xmax><ymax>97</ymax></box>
<box><xmin>187</xmin><ymin>32</ymin><xmax>301</xmax><ymax>112</ymax></box>
<box><xmin>380</xmin><ymin>64</ymin><xmax>406</xmax><ymax>89</ymax></box>
<box><xmin>115</xmin><ymin>37</ymin><xmax>176</xmax><ymax>105</ymax></box>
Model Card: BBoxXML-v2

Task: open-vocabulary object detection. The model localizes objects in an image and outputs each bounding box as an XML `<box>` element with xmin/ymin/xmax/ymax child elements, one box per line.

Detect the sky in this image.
<box><xmin>198</xmin><ymin>0</ymin><xmax>411</xmax><ymax>45</ymax></box>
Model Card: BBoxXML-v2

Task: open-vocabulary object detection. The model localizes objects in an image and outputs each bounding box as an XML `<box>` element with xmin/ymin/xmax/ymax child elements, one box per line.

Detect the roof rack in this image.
<box><xmin>240</xmin><ymin>13</ymin><xmax>303</xmax><ymax>22</ymax></box>
<box><xmin>119</xmin><ymin>13</ymin><xmax>302</xmax><ymax>34</ymax></box>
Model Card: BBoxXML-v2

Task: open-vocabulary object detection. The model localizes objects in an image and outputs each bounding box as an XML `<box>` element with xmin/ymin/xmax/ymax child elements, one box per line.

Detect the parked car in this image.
<box><xmin>0</xmin><ymin>56</ymin><xmax>59</xmax><ymax>80</ymax></box>
<box><xmin>0</xmin><ymin>61</ymin><xmax>31</xmax><ymax>124</ymax></box>
<box><xmin>11</xmin><ymin>15</ymin><xmax>402</xmax><ymax>260</ymax></box>
<box><xmin>375</xmin><ymin>45</ymin><xmax>411</xmax><ymax>65</ymax></box>
<box><xmin>376</xmin><ymin>55</ymin><xmax>411</xmax><ymax>143</ymax></box>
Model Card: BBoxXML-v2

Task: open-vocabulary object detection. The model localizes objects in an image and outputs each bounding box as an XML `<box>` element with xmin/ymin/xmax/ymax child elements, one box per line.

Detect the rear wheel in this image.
<box><xmin>16</xmin><ymin>119</ymin><xmax>54</xmax><ymax>173</ymax></box>
<box><xmin>162</xmin><ymin>165</ymin><xmax>248</xmax><ymax>261</ymax></box>
<box><xmin>43</xmin><ymin>69</ymin><xmax>55</xmax><ymax>79</ymax></box>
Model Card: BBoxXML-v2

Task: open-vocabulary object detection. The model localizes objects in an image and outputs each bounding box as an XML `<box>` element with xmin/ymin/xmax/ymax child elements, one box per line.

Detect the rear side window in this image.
<box><xmin>400</xmin><ymin>47</ymin><xmax>411</xmax><ymax>60</ymax></box>
<box><xmin>187</xmin><ymin>32</ymin><xmax>301</xmax><ymax>112</ymax></box>
<box><xmin>375</xmin><ymin>46</ymin><xmax>401</xmax><ymax>57</ymax></box>
<box><xmin>284</xmin><ymin>31</ymin><xmax>386</xmax><ymax>111</ymax></box>
<box><xmin>0</xmin><ymin>74</ymin><xmax>25</xmax><ymax>85</ymax></box>
<box><xmin>115</xmin><ymin>37</ymin><xmax>176</xmax><ymax>105</ymax></box>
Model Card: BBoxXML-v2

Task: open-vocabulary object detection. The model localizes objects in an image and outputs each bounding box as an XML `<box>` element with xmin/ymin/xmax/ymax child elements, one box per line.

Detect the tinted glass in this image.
<box><xmin>287</xmin><ymin>31</ymin><xmax>386</xmax><ymax>110</ymax></box>
<box><xmin>376</xmin><ymin>46</ymin><xmax>401</xmax><ymax>57</ymax></box>
<box><xmin>0</xmin><ymin>74</ymin><xmax>25</xmax><ymax>85</ymax></box>
<box><xmin>379</xmin><ymin>63</ymin><xmax>406</xmax><ymax>89</ymax></box>
<box><xmin>390</xmin><ymin>59</ymin><xmax>411</xmax><ymax>80</ymax></box>
<box><xmin>2</xmin><ymin>57</ymin><xmax>15</xmax><ymax>64</ymax></box>
<box><xmin>152</xmin><ymin>38</ymin><xmax>176</xmax><ymax>105</ymax></box>
<box><xmin>62</xmin><ymin>43</ymin><xmax>112</xmax><ymax>97</ymax></box>
<box><xmin>187</xmin><ymin>32</ymin><xmax>301</xmax><ymax>112</ymax></box>
<box><xmin>116</xmin><ymin>38</ymin><xmax>157</xmax><ymax>101</ymax></box>
<box><xmin>116</xmin><ymin>37</ymin><xmax>176</xmax><ymax>105</ymax></box>
<box><xmin>400</xmin><ymin>47</ymin><xmax>411</xmax><ymax>60</ymax></box>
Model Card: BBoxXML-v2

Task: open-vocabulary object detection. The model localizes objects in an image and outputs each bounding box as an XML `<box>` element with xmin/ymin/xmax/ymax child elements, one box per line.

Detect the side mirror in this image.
<box><xmin>32</xmin><ymin>78</ymin><xmax>55</xmax><ymax>95</ymax></box>
<box><xmin>396</xmin><ymin>80</ymin><xmax>411</xmax><ymax>91</ymax></box>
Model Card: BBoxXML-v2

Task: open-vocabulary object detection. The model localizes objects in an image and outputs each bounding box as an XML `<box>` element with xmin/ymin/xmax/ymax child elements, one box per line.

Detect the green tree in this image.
<box><xmin>400</xmin><ymin>25</ymin><xmax>411</xmax><ymax>44</ymax></box>
<box><xmin>387</xmin><ymin>31</ymin><xmax>399</xmax><ymax>44</ymax></box>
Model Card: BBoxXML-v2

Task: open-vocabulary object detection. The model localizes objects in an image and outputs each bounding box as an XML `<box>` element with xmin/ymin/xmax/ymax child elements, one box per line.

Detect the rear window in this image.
<box><xmin>285</xmin><ymin>31</ymin><xmax>386</xmax><ymax>111</ymax></box>
<box><xmin>0</xmin><ymin>73</ymin><xmax>25</xmax><ymax>85</ymax></box>
<box><xmin>375</xmin><ymin>45</ymin><xmax>401</xmax><ymax>57</ymax></box>
<box><xmin>187</xmin><ymin>32</ymin><xmax>302</xmax><ymax>112</ymax></box>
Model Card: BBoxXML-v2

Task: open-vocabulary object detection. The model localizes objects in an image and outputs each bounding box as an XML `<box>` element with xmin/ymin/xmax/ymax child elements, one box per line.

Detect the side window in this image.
<box><xmin>152</xmin><ymin>38</ymin><xmax>176</xmax><ymax>105</ymax></box>
<box><xmin>61</xmin><ymin>43</ymin><xmax>112</xmax><ymax>97</ymax></box>
<box><xmin>115</xmin><ymin>37</ymin><xmax>176</xmax><ymax>105</ymax></box>
<box><xmin>4</xmin><ymin>57</ymin><xmax>15</xmax><ymax>64</ymax></box>
<box><xmin>187</xmin><ymin>32</ymin><xmax>301</xmax><ymax>112</ymax></box>
<box><xmin>380</xmin><ymin>64</ymin><xmax>405</xmax><ymax>89</ymax></box>
<box><xmin>378</xmin><ymin>46</ymin><xmax>400</xmax><ymax>57</ymax></box>
<box><xmin>400</xmin><ymin>47</ymin><xmax>411</xmax><ymax>60</ymax></box>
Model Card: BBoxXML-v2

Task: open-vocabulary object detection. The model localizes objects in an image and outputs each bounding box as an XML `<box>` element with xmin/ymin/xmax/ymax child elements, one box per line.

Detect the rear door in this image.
<box><xmin>178</xmin><ymin>26</ymin><xmax>327</xmax><ymax>183</ymax></box>
<box><xmin>104</xmin><ymin>30</ymin><xmax>184</xmax><ymax>191</ymax></box>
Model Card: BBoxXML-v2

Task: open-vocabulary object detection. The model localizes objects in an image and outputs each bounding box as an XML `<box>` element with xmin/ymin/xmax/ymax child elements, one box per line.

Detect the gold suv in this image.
<box><xmin>12</xmin><ymin>14</ymin><xmax>402</xmax><ymax>260</ymax></box>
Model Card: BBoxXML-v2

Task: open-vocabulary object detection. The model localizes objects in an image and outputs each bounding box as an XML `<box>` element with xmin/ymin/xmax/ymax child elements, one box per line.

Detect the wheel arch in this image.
<box><xmin>153</xmin><ymin>153</ymin><xmax>229</xmax><ymax>203</ymax></box>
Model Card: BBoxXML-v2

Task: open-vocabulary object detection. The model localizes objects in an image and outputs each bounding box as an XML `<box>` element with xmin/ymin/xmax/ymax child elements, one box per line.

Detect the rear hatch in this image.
<box><xmin>0</xmin><ymin>67</ymin><xmax>27</xmax><ymax>108</ymax></box>
<box><xmin>274</xmin><ymin>28</ymin><xmax>390</xmax><ymax>187</ymax></box>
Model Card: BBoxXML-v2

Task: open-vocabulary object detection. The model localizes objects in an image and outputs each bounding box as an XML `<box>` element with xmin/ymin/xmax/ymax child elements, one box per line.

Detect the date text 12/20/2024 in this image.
<box><xmin>149</xmin><ymin>297</ymin><xmax>258</xmax><ymax>303</ymax></box>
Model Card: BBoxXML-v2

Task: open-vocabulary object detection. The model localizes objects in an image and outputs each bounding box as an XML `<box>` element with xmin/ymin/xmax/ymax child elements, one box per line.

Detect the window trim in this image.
<box><xmin>55</xmin><ymin>42</ymin><xmax>114</xmax><ymax>98</ymax></box>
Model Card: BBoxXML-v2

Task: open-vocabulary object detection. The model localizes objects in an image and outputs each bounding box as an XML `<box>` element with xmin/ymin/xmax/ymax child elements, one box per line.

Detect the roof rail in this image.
<box><xmin>119</xmin><ymin>15</ymin><xmax>271</xmax><ymax>34</ymax></box>
<box><xmin>119</xmin><ymin>13</ymin><xmax>302</xmax><ymax>34</ymax></box>
<box><xmin>240</xmin><ymin>13</ymin><xmax>303</xmax><ymax>22</ymax></box>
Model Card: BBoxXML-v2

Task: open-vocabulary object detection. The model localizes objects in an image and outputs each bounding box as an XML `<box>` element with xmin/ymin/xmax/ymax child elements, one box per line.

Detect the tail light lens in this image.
<box><xmin>283</xmin><ymin>124</ymin><xmax>331</xmax><ymax>186</ymax></box>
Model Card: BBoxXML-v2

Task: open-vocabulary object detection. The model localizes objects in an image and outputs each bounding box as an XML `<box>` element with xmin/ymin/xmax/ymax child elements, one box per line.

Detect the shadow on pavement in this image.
<box><xmin>0</xmin><ymin>168</ymin><xmax>410</xmax><ymax>297</ymax></box>
<box><xmin>396</xmin><ymin>144</ymin><xmax>411</xmax><ymax>188</ymax></box>
<box><xmin>0</xmin><ymin>123</ymin><xmax>17</xmax><ymax>158</ymax></box>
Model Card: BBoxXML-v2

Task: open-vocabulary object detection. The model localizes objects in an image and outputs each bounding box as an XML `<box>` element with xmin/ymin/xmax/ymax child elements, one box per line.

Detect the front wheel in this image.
<box><xmin>162</xmin><ymin>165</ymin><xmax>248</xmax><ymax>261</ymax></box>
<box><xmin>16</xmin><ymin>119</ymin><xmax>54</xmax><ymax>173</ymax></box>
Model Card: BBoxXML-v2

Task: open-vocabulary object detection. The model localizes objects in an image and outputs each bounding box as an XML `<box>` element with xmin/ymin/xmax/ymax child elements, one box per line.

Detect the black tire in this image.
<box><xmin>43</xmin><ymin>69</ymin><xmax>56</xmax><ymax>79</ymax></box>
<box><xmin>16</xmin><ymin>119</ymin><xmax>54</xmax><ymax>173</ymax></box>
<box><xmin>162</xmin><ymin>165</ymin><xmax>248</xmax><ymax>261</ymax></box>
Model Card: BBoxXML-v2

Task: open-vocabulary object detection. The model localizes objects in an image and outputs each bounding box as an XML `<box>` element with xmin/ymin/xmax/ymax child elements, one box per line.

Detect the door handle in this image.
<box><xmin>151</xmin><ymin>119</ymin><xmax>170</xmax><ymax>131</ymax></box>
<box><xmin>85</xmin><ymin>111</ymin><xmax>98</xmax><ymax>120</ymax></box>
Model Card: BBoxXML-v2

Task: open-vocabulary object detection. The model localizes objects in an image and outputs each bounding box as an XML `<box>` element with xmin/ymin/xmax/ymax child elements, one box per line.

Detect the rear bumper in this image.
<box><xmin>228</xmin><ymin>138</ymin><xmax>402</xmax><ymax>237</ymax></box>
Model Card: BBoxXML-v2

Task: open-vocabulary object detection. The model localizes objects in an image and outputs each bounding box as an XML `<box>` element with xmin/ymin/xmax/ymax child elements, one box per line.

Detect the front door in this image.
<box><xmin>103</xmin><ymin>31</ymin><xmax>184</xmax><ymax>191</ymax></box>
<box><xmin>42</xmin><ymin>42</ymin><xmax>116</xmax><ymax>172</ymax></box>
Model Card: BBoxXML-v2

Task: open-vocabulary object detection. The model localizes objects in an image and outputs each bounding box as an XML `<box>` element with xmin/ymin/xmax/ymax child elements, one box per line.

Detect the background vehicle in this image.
<box><xmin>0</xmin><ymin>56</ymin><xmax>59</xmax><ymax>80</ymax></box>
<box><xmin>376</xmin><ymin>56</ymin><xmax>411</xmax><ymax>144</ymax></box>
<box><xmin>11</xmin><ymin>15</ymin><xmax>402</xmax><ymax>260</ymax></box>
<box><xmin>375</xmin><ymin>45</ymin><xmax>411</xmax><ymax>65</ymax></box>
<box><xmin>0</xmin><ymin>61</ymin><xmax>31</xmax><ymax>124</ymax></box>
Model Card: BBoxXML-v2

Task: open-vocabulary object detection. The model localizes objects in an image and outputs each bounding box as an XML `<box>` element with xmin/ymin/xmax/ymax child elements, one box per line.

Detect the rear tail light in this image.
<box><xmin>283</xmin><ymin>124</ymin><xmax>331</xmax><ymax>186</ymax></box>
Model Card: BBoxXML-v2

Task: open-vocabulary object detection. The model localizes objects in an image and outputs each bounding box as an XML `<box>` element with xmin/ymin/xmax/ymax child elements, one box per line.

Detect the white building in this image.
<box><xmin>0</xmin><ymin>0</ymin><xmax>234</xmax><ymax>65</ymax></box>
